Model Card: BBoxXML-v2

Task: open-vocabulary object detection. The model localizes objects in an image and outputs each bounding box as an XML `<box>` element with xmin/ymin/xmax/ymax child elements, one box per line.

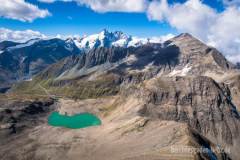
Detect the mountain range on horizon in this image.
<box><xmin>0</xmin><ymin>30</ymin><xmax>177</xmax><ymax>90</ymax></box>
<box><xmin>0</xmin><ymin>29</ymin><xmax>174</xmax><ymax>50</ymax></box>
<box><xmin>0</xmin><ymin>30</ymin><xmax>239</xmax><ymax>89</ymax></box>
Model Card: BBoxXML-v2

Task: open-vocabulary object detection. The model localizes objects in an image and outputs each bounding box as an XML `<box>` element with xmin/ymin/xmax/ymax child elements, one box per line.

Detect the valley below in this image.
<box><xmin>0</xmin><ymin>96</ymin><xmax>221</xmax><ymax>160</ymax></box>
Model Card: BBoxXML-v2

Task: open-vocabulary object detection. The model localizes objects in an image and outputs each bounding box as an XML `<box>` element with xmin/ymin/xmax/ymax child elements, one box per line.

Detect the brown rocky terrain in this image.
<box><xmin>0</xmin><ymin>96</ymin><xmax>231</xmax><ymax>160</ymax></box>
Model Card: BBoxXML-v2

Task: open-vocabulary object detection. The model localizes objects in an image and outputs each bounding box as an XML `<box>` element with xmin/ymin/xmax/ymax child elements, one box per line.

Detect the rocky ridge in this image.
<box><xmin>0</xmin><ymin>38</ymin><xmax>80</xmax><ymax>89</ymax></box>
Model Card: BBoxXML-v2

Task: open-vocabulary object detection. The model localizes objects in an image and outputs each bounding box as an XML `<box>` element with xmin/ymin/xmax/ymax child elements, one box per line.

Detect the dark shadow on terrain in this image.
<box><xmin>113</xmin><ymin>43</ymin><xmax>181</xmax><ymax>72</ymax></box>
<box><xmin>0</xmin><ymin>87</ymin><xmax>11</xmax><ymax>93</ymax></box>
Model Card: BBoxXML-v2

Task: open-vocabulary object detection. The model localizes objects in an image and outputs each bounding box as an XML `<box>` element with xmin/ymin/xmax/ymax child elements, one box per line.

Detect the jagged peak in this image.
<box><xmin>98</xmin><ymin>29</ymin><xmax>129</xmax><ymax>39</ymax></box>
<box><xmin>168</xmin><ymin>33</ymin><xmax>207</xmax><ymax>49</ymax></box>
<box><xmin>99</xmin><ymin>29</ymin><xmax>123</xmax><ymax>35</ymax></box>
<box><xmin>99</xmin><ymin>29</ymin><xmax>109</xmax><ymax>37</ymax></box>
<box><xmin>171</xmin><ymin>33</ymin><xmax>202</xmax><ymax>42</ymax></box>
<box><xmin>177</xmin><ymin>33</ymin><xmax>193</xmax><ymax>38</ymax></box>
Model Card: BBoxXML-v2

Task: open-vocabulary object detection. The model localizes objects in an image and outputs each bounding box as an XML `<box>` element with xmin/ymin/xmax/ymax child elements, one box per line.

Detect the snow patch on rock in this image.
<box><xmin>7</xmin><ymin>39</ymin><xmax>40</xmax><ymax>51</ymax></box>
<box><xmin>169</xmin><ymin>65</ymin><xmax>192</xmax><ymax>76</ymax></box>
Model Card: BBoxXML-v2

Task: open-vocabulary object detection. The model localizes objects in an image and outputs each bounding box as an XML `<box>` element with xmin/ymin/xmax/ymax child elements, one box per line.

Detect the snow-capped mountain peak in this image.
<box><xmin>70</xmin><ymin>29</ymin><xmax>170</xmax><ymax>50</ymax></box>
<box><xmin>70</xmin><ymin>29</ymin><xmax>175</xmax><ymax>50</ymax></box>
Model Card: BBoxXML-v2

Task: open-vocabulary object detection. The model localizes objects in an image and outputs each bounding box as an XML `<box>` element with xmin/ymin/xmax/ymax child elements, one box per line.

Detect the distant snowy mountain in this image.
<box><xmin>68</xmin><ymin>29</ymin><xmax>174</xmax><ymax>50</ymax></box>
<box><xmin>0</xmin><ymin>29</ymin><xmax>174</xmax><ymax>52</ymax></box>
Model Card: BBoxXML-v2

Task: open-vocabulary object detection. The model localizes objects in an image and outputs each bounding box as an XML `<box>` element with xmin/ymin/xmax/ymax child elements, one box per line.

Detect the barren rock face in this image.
<box><xmin>0</xmin><ymin>97</ymin><xmax>55</xmax><ymax>138</ymax></box>
<box><xmin>135</xmin><ymin>77</ymin><xmax>240</xmax><ymax>149</ymax></box>
<box><xmin>223</xmin><ymin>74</ymin><xmax>240</xmax><ymax>111</ymax></box>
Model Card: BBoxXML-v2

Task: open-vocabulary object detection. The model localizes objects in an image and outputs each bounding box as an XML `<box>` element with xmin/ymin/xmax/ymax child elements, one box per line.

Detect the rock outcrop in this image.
<box><xmin>130</xmin><ymin>76</ymin><xmax>240</xmax><ymax>159</ymax></box>
<box><xmin>0</xmin><ymin>96</ymin><xmax>54</xmax><ymax>137</ymax></box>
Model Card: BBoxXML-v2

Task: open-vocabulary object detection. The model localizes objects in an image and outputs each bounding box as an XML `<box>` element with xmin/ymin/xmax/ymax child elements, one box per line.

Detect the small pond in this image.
<box><xmin>48</xmin><ymin>112</ymin><xmax>101</xmax><ymax>129</ymax></box>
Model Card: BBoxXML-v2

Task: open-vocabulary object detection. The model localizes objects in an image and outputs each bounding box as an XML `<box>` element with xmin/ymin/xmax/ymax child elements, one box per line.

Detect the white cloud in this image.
<box><xmin>38</xmin><ymin>0</ymin><xmax>147</xmax><ymax>12</ymax></box>
<box><xmin>149</xmin><ymin>34</ymin><xmax>175</xmax><ymax>43</ymax></box>
<box><xmin>0</xmin><ymin>0</ymin><xmax>51</xmax><ymax>22</ymax></box>
<box><xmin>0</xmin><ymin>28</ymin><xmax>47</xmax><ymax>42</ymax></box>
<box><xmin>147</xmin><ymin>0</ymin><xmax>217</xmax><ymax>41</ymax></box>
<box><xmin>76</xmin><ymin>0</ymin><xmax>147</xmax><ymax>12</ymax></box>
<box><xmin>147</xmin><ymin>0</ymin><xmax>240</xmax><ymax>63</ymax></box>
<box><xmin>207</xmin><ymin>7</ymin><xmax>240</xmax><ymax>63</ymax></box>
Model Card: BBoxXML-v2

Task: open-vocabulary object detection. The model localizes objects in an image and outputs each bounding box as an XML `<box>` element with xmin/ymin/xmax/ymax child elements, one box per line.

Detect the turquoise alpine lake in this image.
<box><xmin>48</xmin><ymin>112</ymin><xmax>101</xmax><ymax>129</ymax></box>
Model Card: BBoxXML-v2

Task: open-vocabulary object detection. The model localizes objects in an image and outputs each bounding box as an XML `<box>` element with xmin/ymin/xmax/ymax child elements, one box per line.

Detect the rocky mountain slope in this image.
<box><xmin>0</xmin><ymin>38</ymin><xmax>80</xmax><ymax>90</ymax></box>
<box><xmin>41</xmin><ymin>33</ymin><xmax>235</xmax><ymax>80</ymax></box>
<box><xmin>137</xmin><ymin>76</ymin><xmax>240</xmax><ymax>158</ymax></box>
<box><xmin>0</xmin><ymin>29</ymin><xmax>172</xmax><ymax>91</ymax></box>
<box><xmin>16</xmin><ymin>33</ymin><xmax>235</xmax><ymax>98</ymax></box>
<box><xmin>1</xmin><ymin>33</ymin><xmax>240</xmax><ymax>160</ymax></box>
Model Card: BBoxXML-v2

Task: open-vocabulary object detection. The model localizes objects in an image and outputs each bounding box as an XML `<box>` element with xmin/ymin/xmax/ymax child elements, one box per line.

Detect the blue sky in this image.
<box><xmin>0</xmin><ymin>0</ymin><xmax>224</xmax><ymax>37</ymax></box>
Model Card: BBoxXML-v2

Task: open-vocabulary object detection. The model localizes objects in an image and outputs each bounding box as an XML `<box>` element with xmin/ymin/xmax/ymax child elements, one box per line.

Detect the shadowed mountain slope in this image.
<box><xmin>0</xmin><ymin>38</ymin><xmax>80</xmax><ymax>89</ymax></box>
